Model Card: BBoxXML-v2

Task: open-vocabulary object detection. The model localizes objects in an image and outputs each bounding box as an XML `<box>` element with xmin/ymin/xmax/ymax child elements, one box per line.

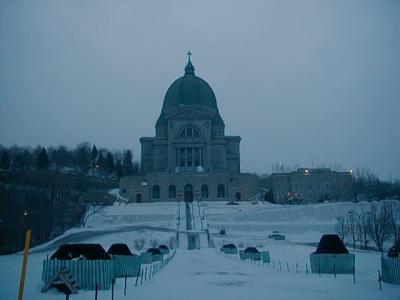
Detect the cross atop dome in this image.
<box><xmin>185</xmin><ymin>50</ymin><xmax>195</xmax><ymax>75</ymax></box>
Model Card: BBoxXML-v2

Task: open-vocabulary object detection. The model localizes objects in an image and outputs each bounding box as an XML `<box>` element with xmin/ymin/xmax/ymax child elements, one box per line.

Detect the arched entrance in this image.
<box><xmin>184</xmin><ymin>184</ymin><xmax>193</xmax><ymax>202</ymax></box>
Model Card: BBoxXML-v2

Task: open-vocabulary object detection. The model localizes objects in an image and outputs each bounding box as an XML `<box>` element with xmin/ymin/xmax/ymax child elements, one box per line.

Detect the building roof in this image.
<box><xmin>161</xmin><ymin>56</ymin><xmax>218</xmax><ymax>111</ymax></box>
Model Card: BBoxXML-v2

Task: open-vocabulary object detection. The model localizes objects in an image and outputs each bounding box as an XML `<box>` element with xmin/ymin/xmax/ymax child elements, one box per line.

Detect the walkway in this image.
<box><xmin>129</xmin><ymin>248</ymin><xmax>395</xmax><ymax>300</ymax></box>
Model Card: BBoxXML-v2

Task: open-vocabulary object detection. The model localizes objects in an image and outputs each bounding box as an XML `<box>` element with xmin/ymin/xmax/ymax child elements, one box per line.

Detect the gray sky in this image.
<box><xmin>1</xmin><ymin>0</ymin><xmax>399</xmax><ymax>179</ymax></box>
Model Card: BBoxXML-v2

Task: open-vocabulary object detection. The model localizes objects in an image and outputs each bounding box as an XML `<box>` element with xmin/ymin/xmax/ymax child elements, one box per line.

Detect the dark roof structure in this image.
<box><xmin>244</xmin><ymin>247</ymin><xmax>260</xmax><ymax>254</ymax></box>
<box><xmin>162</xmin><ymin>57</ymin><xmax>218</xmax><ymax>110</ymax></box>
<box><xmin>222</xmin><ymin>244</ymin><xmax>237</xmax><ymax>249</ymax></box>
<box><xmin>314</xmin><ymin>234</ymin><xmax>349</xmax><ymax>254</ymax></box>
<box><xmin>107</xmin><ymin>243</ymin><xmax>133</xmax><ymax>256</ymax></box>
<box><xmin>158</xmin><ymin>245</ymin><xmax>169</xmax><ymax>251</ymax></box>
<box><xmin>146</xmin><ymin>248</ymin><xmax>162</xmax><ymax>255</ymax></box>
<box><xmin>51</xmin><ymin>244</ymin><xmax>110</xmax><ymax>260</ymax></box>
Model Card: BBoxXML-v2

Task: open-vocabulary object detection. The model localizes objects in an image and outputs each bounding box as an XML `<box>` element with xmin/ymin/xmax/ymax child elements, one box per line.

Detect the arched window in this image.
<box><xmin>217</xmin><ymin>184</ymin><xmax>225</xmax><ymax>198</ymax></box>
<box><xmin>169</xmin><ymin>185</ymin><xmax>176</xmax><ymax>199</ymax></box>
<box><xmin>201</xmin><ymin>184</ymin><xmax>209</xmax><ymax>198</ymax></box>
<box><xmin>152</xmin><ymin>185</ymin><xmax>160</xmax><ymax>199</ymax></box>
<box><xmin>179</xmin><ymin>126</ymin><xmax>201</xmax><ymax>139</ymax></box>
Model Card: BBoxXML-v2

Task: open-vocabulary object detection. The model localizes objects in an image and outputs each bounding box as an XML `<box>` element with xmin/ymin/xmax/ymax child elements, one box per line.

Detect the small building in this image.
<box><xmin>309</xmin><ymin>234</ymin><xmax>355</xmax><ymax>274</ymax></box>
<box><xmin>381</xmin><ymin>243</ymin><xmax>400</xmax><ymax>285</ymax></box>
<box><xmin>43</xmin><ymin>244</ymin><xmax>114</xmax><ymax>290</ymax></box>
<box><xmin>146</xmin><ymin>248</ymin><xmax>163</xmax><ymax>262</ymax></box>
<box><xmin>220</xmin><ymin>243</ymin><xmax>238</xmax><ymax>254</ymax></box>
<box><xmin>271</xmin><ymin>168</ymin><xmax>354</xmax><ymax>204</ymax></box>
<box><xmin>158</xmin><ymin>245</ymin><xmax>170</xmax><ymax>255</ymax></box>
<box><xmin>240</xmin><ymin>247</ymin><xmax>261</xmax><ymax>261</ymax></box>
<box><xmin>107</xmin><ymin>244</ymin><xmax>140</xmax><ymax>278</ymax></box>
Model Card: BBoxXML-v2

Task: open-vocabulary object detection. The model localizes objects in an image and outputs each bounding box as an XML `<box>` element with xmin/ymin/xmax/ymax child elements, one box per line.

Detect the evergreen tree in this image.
<box><xmin>123</xmin><ymin>150</ymin><xmax>134</xmax><ymax>175</ymax></box>
<box><xmin>106</xmin><ymin>152</ymin><xmax>115</xmax><ymax>175</ymax></box>
<box><xmin>115</xmin><ymin>159</ymin><xmax>124</xmax><ymax>178</ymax></box>
<box><xmin>52</xmin><ymin>145</ymin><xmax>71</xmax><ymax>168</ymax></box>
<box><xmin>13</xmin><ymin>154</ymin><xmax>26</xmax><ymax>170</ymax></box>
<box><xmin>22</xmin><ymin>149</ymin><xmax>34</xmax><ymax>170</ymax></box>
<box><xmin>0</xmin><ymin>150</ymin><xmax>10</xmax><ymax>170</ymax></box>
<box><xmin>96</xmin><ymin>152</ymin><xmax>107</xmax><ymax>172</ymax></box>
<box><xmin>75</xmin><ymin>142</ymin><xmax>91</xmax><ymax>172</ymax></box>
<box><xmin>90</xmin><ymin>145</ymin><xmax>98</xmax><ymax>168</ymax></box>
<box><xmin>36</xmin><ymin>148</ymin><xmax>50</xmax><ymax>170</ymax></box>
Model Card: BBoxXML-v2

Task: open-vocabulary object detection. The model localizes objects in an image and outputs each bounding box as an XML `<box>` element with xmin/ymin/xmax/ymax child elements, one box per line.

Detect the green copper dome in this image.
<box><xmin>162</xmin><ymin>58</ymin><xmax>218</xmax><ymax>111</ymax></box>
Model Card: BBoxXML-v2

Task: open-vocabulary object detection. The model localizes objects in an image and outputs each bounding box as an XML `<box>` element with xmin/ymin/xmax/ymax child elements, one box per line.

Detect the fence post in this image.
<box><xmin>318</xmin><ymin>264</ymin><xmax>321</xmax><ymax>277</ymax></box>
<box><xmin>135</xmin><ymin>272</ymin><xmax>139</xmax><ymax>287</ymax></box>
<box><xmin>140</xmin><ymin>269</ymin><xmax>144</xmax><ymax>285</ymax></box>
<box><xmin>124</xmin><ymin>275</ymin><xmax>127</xmax><ymax>296</ymax></box>
<box><xmin>296</xmin><ymin>263</ymin><xmax>299</xmax><ymax>273</ymax></box>
<box><xmin>111</xmin><ymin>278</ymin><xmax>115</xmax><ymax>300</ymax></box>
<box><xmin>333</xmin><ymin>265</ymin><xmax>336</xmax><ymax>279</ymax></box>
<box><xmin>145</xmin><ymin>267</ymin><xmax>148</xmax><ymax>282</ymax></box>
<box><xmin>287</xmin><ymin>262</ymin><xmax>289</xmax><ymax>272</ymax></box>
<box><xmin>306</xmin><ymin>263</ymin><xmax>308</xmax><ymax>275</ymax></box>
<box><xmin>279</xmin><ymin>261</ymin><xmax>282</xmax><ymax>271</ymax></box>
<box><xmin>378</xmin><ymin>270</ymin><xmax>382</xmax><ymax>291</ymax></box>
<box><xmin>353</xmin><ymin>267</ymin><xmax>356</xmax><ymax>285</ymax></box>
<box><xmin>95</xmin><ymin>283</ymin><xmax>98</xmax><ymax>300</ymax></box>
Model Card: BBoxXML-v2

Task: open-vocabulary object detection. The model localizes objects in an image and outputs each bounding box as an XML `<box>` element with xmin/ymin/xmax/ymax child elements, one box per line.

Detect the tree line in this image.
<box><xmin>0</xmin><ymin>142</ymin><xmax>139</xmax><ymax>178</ymax></box>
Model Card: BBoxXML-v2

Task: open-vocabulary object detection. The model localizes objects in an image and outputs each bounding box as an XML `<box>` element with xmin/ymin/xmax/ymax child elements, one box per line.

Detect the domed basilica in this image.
<box><xmin>119</xmin><ymin>54</ymin><xmax>259</xmax><ymax>202</ymax></box>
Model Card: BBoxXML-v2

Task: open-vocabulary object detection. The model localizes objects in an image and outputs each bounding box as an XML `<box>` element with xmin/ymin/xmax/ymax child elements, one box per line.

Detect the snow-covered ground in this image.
<box><xmin>1</xmin><ymin>200</ymin><xmax>399</xmax><ymax>299</ymax></box>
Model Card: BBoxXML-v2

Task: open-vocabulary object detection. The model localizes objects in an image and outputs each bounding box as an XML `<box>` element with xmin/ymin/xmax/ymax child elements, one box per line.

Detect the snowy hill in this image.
<box><xmin>0</xmin><ymin>200</ymin><xmax>399</xmax><ymax>300</ymax></box>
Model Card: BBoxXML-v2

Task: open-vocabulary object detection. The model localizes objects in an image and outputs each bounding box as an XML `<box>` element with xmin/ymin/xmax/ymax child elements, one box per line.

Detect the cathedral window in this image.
<box><xmin>194</xmin><ymin>148</ymin><xmax>200</xmax><ymax>166</ymax></box>
<box><xmin>179</xmin><ymin>126</ymin><xmax>201</xmax><ymax>139</ymax></box>
<box><xmin>152</xmin><ymin>185</ymin><xmax>160</xmax><ymax>199</ymax></box>
<box><xmin>179</xmin><ymin>148</ymin><xmax>185</xmax><ymax>167</ymax></box>
<box><xmin>217</xmin><ymin>184</ymin><xmax>225</xmax><ymax>198</ymax></box>
<box><xmin>201</xmin><ymin>184</ymin><xmax>209</xmax><ymax>198</ymax></box>
<box><xmin>169</xmin><ymin>185</ymin><xmax>176</xmax><ymax>199</ymax></box>
<box><xmin>187</xmin><ymin>148</ymin><xmax>193</xmax><ymax>166</ymax></box>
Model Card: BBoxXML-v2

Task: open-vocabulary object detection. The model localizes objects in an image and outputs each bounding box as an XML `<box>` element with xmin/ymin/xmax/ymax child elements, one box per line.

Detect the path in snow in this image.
<box><xmin>129</xmin><ymin>248</ymin><xmax>398</xmax><ymax>300</ymax></box>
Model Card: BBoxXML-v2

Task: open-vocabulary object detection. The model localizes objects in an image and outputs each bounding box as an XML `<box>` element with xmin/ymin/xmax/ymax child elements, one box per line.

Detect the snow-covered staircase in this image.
<box><xmin>177</xmin><ymin>200</ymin><xmax>210</xmax><ymax>249</ymax></box>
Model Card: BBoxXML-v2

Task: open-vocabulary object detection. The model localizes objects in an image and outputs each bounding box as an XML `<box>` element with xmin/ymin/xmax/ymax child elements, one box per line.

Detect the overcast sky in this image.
<box><xmin>0</xmin><ymin>0</ymin><xmax>399</xmax><ymax>179</ymax></box>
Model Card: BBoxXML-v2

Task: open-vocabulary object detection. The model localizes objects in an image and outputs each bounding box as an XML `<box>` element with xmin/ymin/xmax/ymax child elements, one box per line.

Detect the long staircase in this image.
<box><xmin>177</xmin><ymin>200</ymin><xmax>210</xmax><ymax>250</ymax></box>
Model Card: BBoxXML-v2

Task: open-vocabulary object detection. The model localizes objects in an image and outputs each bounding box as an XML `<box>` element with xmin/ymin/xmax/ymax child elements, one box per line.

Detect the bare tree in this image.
<box><xmin>336</xmin><ymin>215</ymin><xmax>346</xmax><ymax>242</ymax></box>
<box><xmin>345</xmin><ymin>212</ymin><xmax>358</xmax><ymax>248</ymax></box>
<box><xmin>366</xmin><ymin>203</ymin><xmax>392</xmax><ymax>253</ymax></box>
<box><xmin>387</xmin><ymin>201</ymin><xmax>400</xmax><ymax>246</ymax></box>
<box><xmin>358</xmin><ymin>211</ymin><xmax>370</xmax><ymax>249</ymax></box>
<box><xmin>80</xmin><ymin>205</ymin><xmax>104</xmax><ymax>227</ymax></box>
<box><xmin>134</xmin><ymin>238</ymin><xmax>146</xmax><ymax>251</ymax></box>
<box><xmin>149</xmin><ymin>238</ymin><xmax>159</xmax><ymax>248</ymax></box>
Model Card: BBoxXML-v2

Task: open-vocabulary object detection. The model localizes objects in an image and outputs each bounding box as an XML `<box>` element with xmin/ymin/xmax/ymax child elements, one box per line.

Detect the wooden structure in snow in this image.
<box><xmin>309</xmin><ymin>234</ymin><xmax>355</xmax><ymax>274</ymax></box>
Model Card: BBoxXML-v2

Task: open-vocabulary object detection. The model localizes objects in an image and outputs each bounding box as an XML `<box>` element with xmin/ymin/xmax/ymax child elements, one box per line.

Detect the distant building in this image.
<box><xmin>119</xmin><ymin>54</ymin><xmax>259</xmax><ymax>202</ymax></box>
<box><xmin>271</xmin><ymin>168</ymin><xmax>354</xmax><ymax>204</ymax></box>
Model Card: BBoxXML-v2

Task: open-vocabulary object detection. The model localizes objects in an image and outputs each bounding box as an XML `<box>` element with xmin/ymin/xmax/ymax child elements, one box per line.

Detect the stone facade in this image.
<box><xmin>271</xmin><ymin>168</ymin><xmax>354</xmax><ymax>204</ymax></box>
<box><xmin>119</xmin><ymin>56</ymin><xmax>259</xmax><ymax>202</ymax></box>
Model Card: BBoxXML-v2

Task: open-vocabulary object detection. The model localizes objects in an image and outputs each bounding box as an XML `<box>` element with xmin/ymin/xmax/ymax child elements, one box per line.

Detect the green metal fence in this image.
<box><xmin>112</xmin><ymin>255</ymin><xmax>141</xmax><ymax>278</ymax></box>
<box><xmin>309</xmin><ymin>253</ymin><xmax>355</xmax><ymax>274</ymax></box>
<box><xmin>381</xmin><ymin>256</ymin><xmax>400</xmax><ymax>285</ymax></box>
<box><xmin>42</xmin><ymin>259</ymin><xmax>114</xmax><ymax>290</ymax></box>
